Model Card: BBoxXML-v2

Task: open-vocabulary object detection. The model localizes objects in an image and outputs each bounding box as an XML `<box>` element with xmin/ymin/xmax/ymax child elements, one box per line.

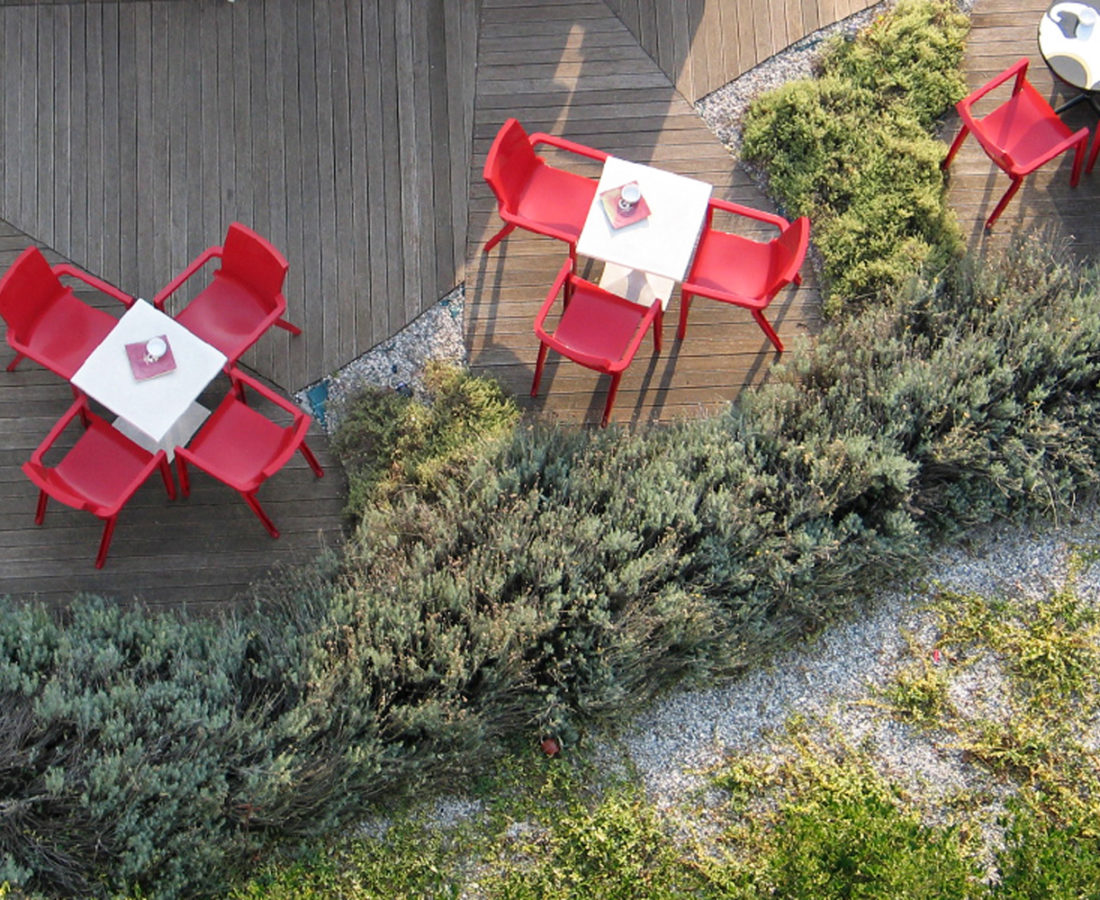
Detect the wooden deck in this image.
<box><xmin>0</xmin><ymin>220</ymin><xmax>346</xmax><ymax>613</ymax></box>
<box><xmin>3</xmin><ymin>0</ymin><xmax>1088</xmax><ymax>606</ymax></box>
<box><xmin>466</xmin><ymin>0</ymin><xmax>828</xmax><ymax>426</ymax></box>
<box><xmin>0</xmin><ymin>0</ymin><xmax>476</xmax><ymax>390</ymax></box>
<box><xmin>947</xmin><ymin>0</ymin><xmax>1100</xmax><ymax>252</ymax></box>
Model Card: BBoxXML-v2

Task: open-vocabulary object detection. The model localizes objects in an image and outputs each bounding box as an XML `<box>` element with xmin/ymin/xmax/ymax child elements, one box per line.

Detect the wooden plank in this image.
<box><xmin>134</xmin><ymin>2</ymin><xmax>154</xmax><ymax>294</ymax></box>
<box><xmin>296</xmin><ymin>0</ymin><xmax>323</xmax><ymax>387</ymax></box>
<box><xmin>117</xmin><ymin>4</ymin><xmax>138</xmax><ymax>290</ymax></box>
<box><xmin>361</xmin><ymin>0</ymin><xmax>389</xmax><ymax>347</ymax></box>
<box><xmin>310</xmin><ymin>0</ymin><xmax>341</xmax><ymax>375</ymax></box>
<box><xmin>425</xmin><ymin>0</ymin><xmax>454</xmax><ymax>299</ymax></box>
<box><xmin>328</xmin><ymin>0</ymin><xmax>358</xmax><ymax>364</ymax></box>
<box><xmin>67</xmin><ymin>4</ymin><xmax>86</xmax><ymax>268</ymax></box>
<box><xmin>394</xmin><ymin>1</ymin><xmax>422</xmax><ymax>326</ymax></box>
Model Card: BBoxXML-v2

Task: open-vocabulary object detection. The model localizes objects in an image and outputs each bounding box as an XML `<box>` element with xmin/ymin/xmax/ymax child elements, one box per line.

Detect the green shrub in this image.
<box><xmin>741</xmin><ymin>0</ymin><xmax>969</xmax><ymax>307</ymax></box>
<box><xmin>9</xmin><ymin>236</ymin><xmax>1100</xmax><ymax>900</ymax></box>
<box><xmin>331</xmin><ymin>362</ymin><xmax>520</xmax><ymax>519</ymax></box>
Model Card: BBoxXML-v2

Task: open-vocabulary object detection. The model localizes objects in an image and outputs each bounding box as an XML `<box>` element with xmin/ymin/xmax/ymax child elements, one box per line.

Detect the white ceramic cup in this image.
<box><xmin>145</xmin><ymin>336</ymin><xmax>167</xmax><ymax>362</ymax></box>
<box><xmin>618</xmin><ymin>183</ymin><xmax>641</xmax><ymax>211</ymax></box>
<box><xmin>1080</xmin><ymin>6</ymin><xmax>1097</xmax><ymax>38</ymax></box>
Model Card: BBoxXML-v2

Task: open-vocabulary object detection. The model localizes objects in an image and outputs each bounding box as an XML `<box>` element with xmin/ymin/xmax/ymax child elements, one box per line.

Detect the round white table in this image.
<box><xmin>1040</xmin><ymin>1</ymin><xmax>1100</xmax><ymax>110</ymax></box>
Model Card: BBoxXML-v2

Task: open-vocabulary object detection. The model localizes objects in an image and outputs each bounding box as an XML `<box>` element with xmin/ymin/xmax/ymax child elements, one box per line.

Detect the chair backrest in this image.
<box><xmin>483</xmin><ymin>118</ymin><xmax>540</xmax><ymax>214</ymax></box>
<box><xmin>0</xmin><ymin>247</ymin><xmax>65</xmax><ymax>341</ymax></box>
<box><xmin>217</xmin><ymin>222</ymin><xmax>289</xmax><ymax>305</ymax></box>
<box><xmin>770</xmin><ymin>217</ymin><xmax>810</xmax><ymax>289</ymax></box>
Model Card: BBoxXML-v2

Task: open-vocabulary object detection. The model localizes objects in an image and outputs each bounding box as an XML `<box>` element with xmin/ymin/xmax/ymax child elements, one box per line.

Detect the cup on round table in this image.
<box><xmin>1080</xmin><ymin>5</ymin><xmax>1097</xmax><ymax>38</ymax></box>
<box><xmin>618</xmin><ymin>182</ymin><xmax>641</xmax><ymax>211</ymax></box>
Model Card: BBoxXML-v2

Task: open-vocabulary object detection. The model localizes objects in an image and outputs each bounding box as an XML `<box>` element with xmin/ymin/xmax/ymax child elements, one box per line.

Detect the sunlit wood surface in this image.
<box><xmin>466</xmin><ymin>0</ymin><xmax>825</xmax><ymax>427</ymax></box>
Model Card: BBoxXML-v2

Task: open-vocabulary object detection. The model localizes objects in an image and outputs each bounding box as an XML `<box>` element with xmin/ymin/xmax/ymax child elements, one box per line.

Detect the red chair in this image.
<box><xmin>153</xmin><ymin>222</ymin><xmax>301</xmax><ymax>366</ymax></box>
<box><xmin>0</xmin><ymin>246</ymin><xmax>133</xmax><ymax>378</ymax></box>
<box><xmin>678</xmin><ymin>200</ymin><xmax>809</xmax><ymax>353</ymax></box>
<box><xmin>941</xmin><ymin>58</ymin><xmax>1089</xmax><ymax>230</ymax></box>
<box><xmin>532</xmin><ymin>259</ymin><xmax>662</xmax><ymax>427</ymax></box>
<box><xmin>22</xmin><ymin>396</ymin><xmax>176</xmax><ymax>568</ymax></box>
<box><xmin>174</xmin><ymin>367</ymin><xmax>324</xmax><ymax>538</ymax></box>
<box><xmin>483</xmin><ymin>118</ymin><xmax>608</xmax><ymax>261</ymax></box>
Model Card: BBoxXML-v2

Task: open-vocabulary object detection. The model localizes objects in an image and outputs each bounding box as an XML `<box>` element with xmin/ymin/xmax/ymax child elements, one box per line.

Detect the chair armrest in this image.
<box><xmin>1007</xmin><ymin>126</ymin><xmax>1090</xmax><ymax>176</ymax></box>
<box><xmin>606</xmin><ymin>300</ymin><xmax>661</xmax><ymax>374</ymax></box>
<box><xmin>529</xmin><ymin>131</ymin><xmax>609</xmax><ymax>163</ymax></box>
<box><xmin>153</xmin><ymin>245</ymin><xmax>223</xmax><ymax>310</ymax></box>
<box><xmin>957</xmin><ymin>57</ymin><xmax>1029</xmax><ymax>116</ymax></box>
<box><xmin>28</xmin><ymin>396</ymin><xmax>88</xmax><ymax>465</ymax></box>
<box><xmin>52</xmin><ymin>264</ymin><xmax>135</xmax><ymax>308</ymax></box>
<box><xmin>707</xmin><ymin>198</ymin><xmax>791</xmax><ymax>232</ymax></box>
<box><xmin>533</xmin><ymin>259</ymin><xmax>575</xmax><ymax>333</ymax></box>
<box><xmin>227</xmin><ymin>366</ymin><xmax>309</xmax><ymax>420</ymax></box>
<box><xmin>21</xmin><ymin>461</ymin><xmax>91</xmax><ymax>510</ymax></box>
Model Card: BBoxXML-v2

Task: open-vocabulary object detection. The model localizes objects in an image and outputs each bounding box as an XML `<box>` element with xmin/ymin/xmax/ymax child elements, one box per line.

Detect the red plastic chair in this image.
<box><xmin>678</xmin><ymin>199</ymin><xmax>809</xmax><ymax>353</ymax></box>
<box><xmin>483</xmin><ymin>118</ymin><xmax>608</xmax><ymax>261</ymax></box>
<box><xmin>174</xmin><ymin>367</ymin><xmax>324</xmax><ymax>538</ymax></box>
<box><xmin>941</xmin><ymin>58</ymin><xmax>1089</xmax><ymax>230</ymax></box>
<box><xmin>22</xmin><ymin>396</ymin><xmax>176</xmax><ymax>568</ymax></box>
<box><xmin>532</xmin><ymin>259</ymin><xmax>662</xmax><ymax>427</ymax></box>
<box><xmin>153</xmin><ymin>222</ymin><xmax>301</xmax><ymax>366</ymax></box>
<box><xmin>0</xmin><ymin>246</ymin><xmax>133</xmax><ymax>378</ymax></box>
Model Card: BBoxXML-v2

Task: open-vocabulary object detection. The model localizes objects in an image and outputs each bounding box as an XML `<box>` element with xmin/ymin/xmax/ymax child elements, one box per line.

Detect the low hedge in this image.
<box><xmin>5</xmin><ymin>235</ymin><xmax>1100</xmax><ymax>898</ymax></box>
<box><xmin>7</xmin><ymin>2</ymin><xmax>1100</xmax><ymax>896</ymax></box>
<box><xmin>741</xmin><ymin>0</ymin><xmax>970</xmax><ymax>309</ymax></box>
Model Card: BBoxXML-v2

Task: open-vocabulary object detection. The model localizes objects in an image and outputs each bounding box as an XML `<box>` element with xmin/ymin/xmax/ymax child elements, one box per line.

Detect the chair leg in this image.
<box><xmin>677</xmin><ymin>294</ymin><xmax>693</xmax><ymax>341</ymax></box>
<box><xmin>483</xmin><ymin>222</ymin><xmax>516</xmax><ymax>254</ymax></box>
<box><xmin>531</xmin><ymin>343</ymin><xmax>550</xmax><ymax>397</ymax></box>
<box><xmin>753</xmin><ymin>310</ymin><xmax>784</xmax><ymax>353</ymax></box>
<box><xmin>601</xmin><ymin>374</ymin><xmax>623</xmax><ymax>428</ymax></box>
<box><xmin>95</xmin><ymin>516</ymin><xmax>118</xmax><ymax>569</ymax></box>
<box><xmin>176</xmin><ymin>456</ymin><xmax>192</xmax><ymax>497</ymax></box>
<box><xmin>1070</xmin><ymin>138</ymin><xmax>1087</xmax><ymax>186</ymax></box>
<box><xmin>1088</xmin><ymin>130</ymin><xmax>1100</xmax><ymax>173</ymax></box>
<box><xmin>159</xmin><ymin>458</ymin><xmax>177</xmax><ymax>499</ymax></box>
<box><xmin>275</xmin><ymin>317</ymin><xmax>302</xmax><ymax>336</ymax></box>
<box><xmin>299</xmin><ymin>441</ymin><xmax>325</xmax><ymax>478</ymax></box>
<box><xmin>652</xmin><ymin>306</ymin><xmax>663</xmax><ymax>354</ymax></box>
<box><xmin>6</xmin><ymin>352</ymin><xmax>25</xmax><ymax>372</ymax></box>
<box><xmin>243</xmin><ymin>491</ymin><xmax>280</xmax><ymax>538</ymax></box>
<box><xmin>941</xmin><ymin>124</ymin><xmax>969</xmax><ymax>171</ymax></box>
<box><xmin>985</xmin><ymin>177</ymin><xmax>1023</xmax><ymax>230</ymax></box>
<box><xmin>34</xmin><ymin>490</ymin><xmax>48</xmax><ymax>525</ymax></box>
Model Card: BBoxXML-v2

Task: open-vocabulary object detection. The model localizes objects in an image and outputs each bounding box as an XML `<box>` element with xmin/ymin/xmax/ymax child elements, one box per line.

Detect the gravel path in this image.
<box><xmin>622</xmin><ymin>512</ymin><xmax>1100</xmax><ymax>806</ymax></box>
<box><xmin>335</xmin><ymin>0</ymin><xmax>1081</xmax><ymax>841</ymax></box>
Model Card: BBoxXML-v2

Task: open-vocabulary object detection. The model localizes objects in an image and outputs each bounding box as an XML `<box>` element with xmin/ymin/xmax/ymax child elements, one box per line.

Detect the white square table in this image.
<box><xmin>72</xmin><ymin>299</ymin><xmax>227</xmax><ymax>460</ymax></box>
<box><xmin>576</xmin><ymin>156</ymin><xmax>713</xmax><ymax>309</ymax></box>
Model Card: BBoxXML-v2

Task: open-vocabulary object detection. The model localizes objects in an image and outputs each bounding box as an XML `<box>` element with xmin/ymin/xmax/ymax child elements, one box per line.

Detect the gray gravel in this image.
<box><xmin>337</xmin><ymin>0</ymin><xmax>1079</xmax><ymax>856</ymax></box>
<box><xmin>622</xmin><ymin>513</ymin><xmax>1100</xmax><ymax>801</ymax></box>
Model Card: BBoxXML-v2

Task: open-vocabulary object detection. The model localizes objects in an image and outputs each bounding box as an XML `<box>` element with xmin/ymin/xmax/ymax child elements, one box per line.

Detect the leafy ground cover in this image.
<box><xmin>742</xmin><ymin>0</ymin><xmax>969</xmax><ymax>308</ymax></box>
<box><xmin>6</xmin><ymin>2</ymin><xmax>1100</xmax><ymax>896</ymax></box>
<box><xmin>229</xmin><ymin>555</ymin><xmax>1100</xmax><ymax>897</ymax></box>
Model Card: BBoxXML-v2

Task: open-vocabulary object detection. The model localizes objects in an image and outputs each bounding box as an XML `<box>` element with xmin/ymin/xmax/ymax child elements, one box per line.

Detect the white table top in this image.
<box><xmin>576</xmin><ymin>156</ymin><xmax>713</xmax><ymax>283</ymax></box>
<box><xmin>72</xmin><ymin>299</ymin><xmax>227</xmax><ymax>444</ymax></box>
<box><xmin>1040</xmin><ymin>2</ymin><xmax>1100</xmax><ymax>91</ymax></box>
